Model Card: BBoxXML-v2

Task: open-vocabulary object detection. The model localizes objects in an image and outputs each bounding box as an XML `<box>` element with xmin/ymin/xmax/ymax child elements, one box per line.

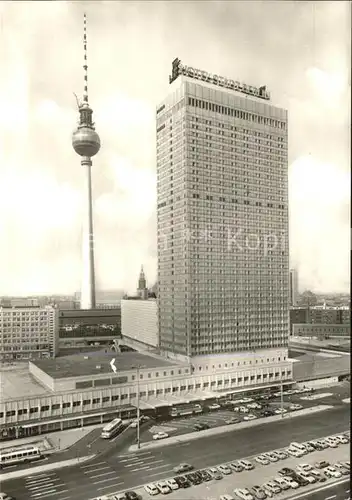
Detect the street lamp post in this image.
<box><xmin>280</xmin><ymin>380</ymin><xmax>284</xmax><ymax>418</ymax></box>
<box><xmin>132</xmin><ymin>364</ymin><xmax>144</xmax><ymax>450</ymax></box>
<box><xmin>136</xmin><ymin>365</ymin><xmax>141</xmax><ymax>449</ymax></box>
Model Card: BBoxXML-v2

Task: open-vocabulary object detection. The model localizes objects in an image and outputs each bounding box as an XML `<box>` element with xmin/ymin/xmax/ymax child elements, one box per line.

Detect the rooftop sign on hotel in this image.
<box><xmin>169</xmin><ymin>58</ymin><xmax>270</xmax><ymax>101</ymax></box>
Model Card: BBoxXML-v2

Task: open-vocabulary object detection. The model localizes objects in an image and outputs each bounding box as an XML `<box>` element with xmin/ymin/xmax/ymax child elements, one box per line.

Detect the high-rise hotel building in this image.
<box><xmin>156</xmin><ymin>59</ymin><xmax>291</xmax><ymax>379</ymax></box>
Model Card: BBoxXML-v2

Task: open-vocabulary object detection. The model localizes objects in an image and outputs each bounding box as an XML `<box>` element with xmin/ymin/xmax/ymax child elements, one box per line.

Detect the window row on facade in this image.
<box><xmin>187</xmin><ymin>97</ymin><xmax>286</xmax><ymax>130</ymax></box>
<box><xmin>0</xmin><ymin>370</ymin><xmax>292</xmax><ymax>421</ymax></box>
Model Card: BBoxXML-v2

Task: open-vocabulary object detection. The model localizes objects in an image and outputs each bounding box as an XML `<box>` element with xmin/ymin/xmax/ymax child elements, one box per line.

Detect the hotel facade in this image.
<box><xmin>156</xmin><ymin>60</ymin><xmax>290</xmax><ymax>379</ymax></box>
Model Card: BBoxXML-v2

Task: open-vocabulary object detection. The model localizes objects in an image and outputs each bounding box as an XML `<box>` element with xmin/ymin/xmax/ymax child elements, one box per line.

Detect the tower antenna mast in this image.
<box><xmin>72</xmin><ymin>12</ymin><xmax>101</xmax><ymax>310</ymax></box>
<box><xmin>83</xmin><ymin>12</ymin><xmax>89</xmax><ymax>104</ymax></box>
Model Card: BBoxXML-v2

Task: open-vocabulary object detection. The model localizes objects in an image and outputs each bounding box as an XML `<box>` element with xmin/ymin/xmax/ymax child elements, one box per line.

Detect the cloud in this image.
<box><xmin>0</xmin><ymin>1</ymin><xmax>350</xmax><ymax>295</ymax></box>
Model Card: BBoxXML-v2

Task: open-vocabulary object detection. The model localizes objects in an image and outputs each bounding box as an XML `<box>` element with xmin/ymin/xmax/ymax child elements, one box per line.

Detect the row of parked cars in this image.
<box><xmin>229</xmin><ymin>402</ymin><xmax>303</xmax><ymax>422</ymax></box>
<box><xmin>142</xmin><ymin>430</ymin><xmax>350</xmax><ymax>498</ymax></box>
<box><xmin>219</xmin><ymin>458</ymin><xmax>350</xmax><ymax>500</ymax></box>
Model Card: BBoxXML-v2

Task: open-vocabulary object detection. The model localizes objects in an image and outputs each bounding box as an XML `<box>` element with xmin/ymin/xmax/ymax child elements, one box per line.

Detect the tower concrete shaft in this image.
<box><xmin>81</xmin><ymin>156</ymin><xmax>96</xmax><ymax>309</ymax></box>
<box><xmin>72</xmin><ymin>13</ymin><xmax>101</xmax><ymax>310</ymax></box>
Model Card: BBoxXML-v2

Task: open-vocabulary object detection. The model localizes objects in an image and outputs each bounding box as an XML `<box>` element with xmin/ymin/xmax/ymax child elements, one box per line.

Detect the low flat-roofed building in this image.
<box><xmin>0</xmin><ymin>367</ymin><xmax>50</xmax><ymax>401</ymax></box>
<box><xmin>292</xmin><ymin>323</ymin><xmax>351</xmax><ymax>338</ymax></box>
<box><xmin>121</xmin><ymin>298</ymin><xmax>158</xmax><ymax>349</ymax></box>
<box><xmin>0</xmin><ymin>348</ymin><xmax>294</xmax><ymax>440</ymax></box>
<box><xmin>290</xmin><ymin>306</ymin><xmax>351</xmax><ymax>334</ymax></box>
<box><xmin>0</xmin><ymin>306</ymin><xmax>59</xmax><ymax>360</ymax></box>
<box><xmin>29</xmin><ymin>350</ymin><xmax>177</xmax><ymax>391</ymax></box>
<box><xmin>58</xmin><ymin>308</ymin><xmax>121</xmax><ymax>350</ymax></box>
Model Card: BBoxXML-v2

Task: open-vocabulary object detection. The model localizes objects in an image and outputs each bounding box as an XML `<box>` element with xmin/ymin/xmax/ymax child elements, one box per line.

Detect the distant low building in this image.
<box><xmin>292</xmin><ymin>323</ymin><xmax>351</xmax><ymax>338</ymax></box>
<box><xmin>0</xmin><ymin>306</ymin><xmax>59</xmax><ymax>360</ymax></box>
<box><xmin>121</xmin><ymin>298</ymin><xmax>158</xmax><ymax>349</ymax></box>
<box><xmin>290</xmin><ymin>306</ymin><xmax>351</xmax><ymax>335</ymax></box>
<box><xmin>74</xmin><ymin>289</ymin><xmax>125</xmax><ymax>308</ymax></box>
<box><xmin>58</xmin><ymin>308</ymin><xmax>121</xmax><ymax>350</ymax></box>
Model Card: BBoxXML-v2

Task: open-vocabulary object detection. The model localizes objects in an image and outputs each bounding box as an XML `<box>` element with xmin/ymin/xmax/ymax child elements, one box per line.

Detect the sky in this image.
<box><xmin>0</xmin><ymin>1</ymin><xmax>350</xmax><ymax>296</ymax></box>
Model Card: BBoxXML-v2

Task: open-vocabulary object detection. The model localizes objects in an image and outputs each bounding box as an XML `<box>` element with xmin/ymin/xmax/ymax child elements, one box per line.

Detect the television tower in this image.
<box><xmin>72</xmin><ymin>13</ymin><xmax>100</xmax><ymax>309</ymax></box>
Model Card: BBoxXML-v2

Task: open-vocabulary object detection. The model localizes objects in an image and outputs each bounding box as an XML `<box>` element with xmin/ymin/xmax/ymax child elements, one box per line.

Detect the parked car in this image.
<box><xmin>289</xmin><ymin>404</ymin><xmax>303</xmax><ymax>411</ymax></box>
<box><xmin>247</xmin><ymin>403</ymin><xmax>258</xmax><ymax>409</ymax></box>
<box><xmin>274</xmin><ymin>408</ymin><xmax>287</xmax><ymax>415</ymax></box>
<box><xmin>306</xmin><ymin>441</ymin><xmax>320</xmax><ymax>450</ymax></box>
<box><xmin>239</xmin><ymin>406</ymin><xmax>250</xmax><ymax>413</ymax></box>
<box><xmin>173</xmin><ymin>463</ymin><xmax>193</xmax><ymax>474</ymax></box>
<box><xmin>185</xmin><ymin>472</ymin><xmax>202</xmax><ymax>485</ymax></box>
<box><xmin>292</xmin><ymin>474</ymin><xmax>309</xmax><ymax>487</ymax></box>
<box><xmin>309</xmin><ymin>470</ymin><xmax>326</xmax><ymax>482</ymax></box>
<box><xmin>207</xmin><ymin>467</ymin><xmax>222</xmax><ymax>480</ymax></box>
<box><xmin>262</xmin><ymin>482</ymin><xmax>281</xmax><ymax>495</ymax></box>
<box><xmin>304</xmin><ymin>442</ymin><xmax>315</xmax><ymax>453</ymax></box>
<box><xmin>174</xmin><ymin>476</ymin><xmax>191</xmax><ymax>488</ymax></box>
<box><xmin>339</xmin><ymin>460</ymin><xmax>350</xmax><ymax>470</ymax></box>
<box><xmin>125</xmin><ymin>491</ymin><xmax>139</xmax><ymax>500</ymax></box>
<box><xmin>282</xmin><ymin>476</ymin><xmax>299</xmax><ymax>489</ymax></box>
<box><xmin>324</xmin><ymin>437</ymin><xmax>338</xmax><ymax>448</ymax></box>
<box><xmin>314</xmin><ymin>460</ymin><xmax>330</xmax><ymax>469</ymax></box>
<box><xmin>334</xmin><ymin>463</ymin><xmax>350</xmax><ymax>476</ymax></box>
<box><xmin>287</xmin><ymin>447</ymin><xmax>304</xmax><ymax>458</ymax></box>
<box><xmin>153</xmin><ymin>431</ymin><xmax>169</xmax><ymax>440</ymax></box>
<box><xmin>218</xmin><ymin>464</ymin><xmax>232</xmax><ymax>475</ymax></box>
<box><xmin>273</xmin><ymin>477</ymin><xmax>290</xmax><ymax>491</ymax></box>
<box><xmin>274</xmin><ymin>450</ymin><xmax>288</xmax><ymax>460</ymax></box>
<box><xmin>229</xmin><ymin>462</ymin><xmax>244</xmax><ymax>472</ymax></box>
<box><xmin>243</xmin><ymin>414</ymin><xmax>257</xmax><ymax>421</ymax></box>
<box><xmin>335</xmin><ymin>434</ymin><xmax>349</xmax><ymax>444</ymax></box>
<box><xmin>165</xmin><ymin>479</ymin><xmax>178</xmax><ymax>491</ymax></box>
<box><xmin>193</xmin><ymin>422</ymin><xmax>210</xmax><ymax>431</ymax></box>
<box><xmin>255</xmin><ymin>455</ymin><xmax>270</xmax><ymax>466</ymax></box>
<box><xmin>233</xmin><ymin>488</ymin><xmax>254</xmax><ymax>500</ymax></box>
<box><xmin>155</xmin><ymin>482</ymin><xmax>171</xmax><ymax>495</ymax></box>
<box><xmin>250</xmin><ymin>486</ymin><xmax>267</xmax><ymax>500</ymax></box>
<box><xmin>207</xmin><ymin>403</ymin><xmax>221</xmax><ymax>410</ymax></box>
<box><xmin>199</xmin><ymin>470</ymin><xmax>212</xmax><ymax>481</ymax></box>
<box><xmin>337</xmin><ymin>461</ymin><xmax>350</xmax><ymax>474</ymax></box>
<box><xmin>298</xmin><ymin>471</ymin><xmax>316</xmax><ymax>484</ymax></box>
<box><xmin>238</xmin><ymin>459</ymin><xmax>254</xmax><ymax>470</ymax></box>
<box><xmin>261</xmin><ymin>486</ymin><xmax>274</xmax><ymax>498</ymax></box>
<box><xmin>264</xmin><ymin>452</ymin><xmax>278</xmax><ymax>462</ymax></box>
<box><xmin>144</xmin><ymin>483</ymin><xmax>159</xmax><ymax>496</ymax></box>
<box><xmin>324</xmin><ymin>466</ymin><xmax>342</xmax><ymax>478</ymax></box>
<box><xmin>278</xmin><ymin>467</ymin><xmax>296</xmax><ymax>477</ymax></box>
<box><xmin>296</xmin><ymin>463</ymin><xmax>313</xmax><ymax>473</ymax></box>
<box><xmin>130</xmin><ymin>415</ymin><xmax>150</xmax><ymax>427</ymax></box>
<box><xmin>225</xmin><ymin>417</ymin><xmax>240</xmax><ymax>425</ymax></box>
<box><xmin>220</xmin><ymin>495</ymin><xmax>234</xmax><ymax>500</ymax></box>
<box><xmin>315</xmin><ymin>439</ymin><xmax>329</xmax><ymax>449</ymax></box>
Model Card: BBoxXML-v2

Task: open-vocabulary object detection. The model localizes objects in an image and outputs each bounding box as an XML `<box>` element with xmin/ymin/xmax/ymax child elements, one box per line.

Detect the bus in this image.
<box><xmin>0</xmin><ymin>445</ymin><xmax>42</xmax><ymax>469</ymax></box>
<box><xmin>101</xmin><ymin>418</ymin><xmax>124</xmax><ymax>439</ymax></box>
<box><xmin>169</xmin><ymin>403</ymin><xmax>203</xmax><ymax>418</ymax></box>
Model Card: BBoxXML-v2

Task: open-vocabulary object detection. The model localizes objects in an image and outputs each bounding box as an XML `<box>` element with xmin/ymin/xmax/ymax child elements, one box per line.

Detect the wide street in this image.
<box><xmin>2</xmin><ymin>405</ymin><xmax>350</xmax><ymax>500</ymax></box>
<box><xmin>285</xmin><ymin>480</ymin><xmax>350</xmax><ymax>500</ymax></box>
<box><xmin>4</xmin><ymin>382</ymin><xmax>349</xmax><ymax>474</ymax></box>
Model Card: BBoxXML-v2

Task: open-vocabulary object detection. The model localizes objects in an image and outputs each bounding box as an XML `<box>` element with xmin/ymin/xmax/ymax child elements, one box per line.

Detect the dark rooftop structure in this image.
<box><xmin>30</xmin><ymin>350</ymin><xmax>180</xmax><ymax>379</ymax></box>
<box><xmin>59</xmin><ymin>308</ymin><xmax>121</xmax><ymax>325</ymax></box>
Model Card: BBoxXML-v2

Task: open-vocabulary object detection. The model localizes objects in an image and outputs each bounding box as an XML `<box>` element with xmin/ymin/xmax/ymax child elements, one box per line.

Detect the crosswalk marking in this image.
<box><xmin>81</xmin><ymin>460</ymin><xmax>105</xmax><ymax>469</ymax></box>
<box><xmin>97</xmin><ymin>482</ymin><xmax>124</xmax><ymax>492</ymax></box>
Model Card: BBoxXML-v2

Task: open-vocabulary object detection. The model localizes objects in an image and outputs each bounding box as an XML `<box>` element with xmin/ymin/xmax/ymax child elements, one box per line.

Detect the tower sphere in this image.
<box><xmin>72</xmin><ymin>127</ymin><xmax>101</xmax><ymax>158</ymax></box>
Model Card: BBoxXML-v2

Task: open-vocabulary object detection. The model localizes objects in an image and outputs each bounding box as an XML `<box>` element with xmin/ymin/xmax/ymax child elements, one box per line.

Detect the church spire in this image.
<box><xmin>137</xmin><ymin>265</ymin><xmax>148</xmax><ymax>299</ymax></box>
